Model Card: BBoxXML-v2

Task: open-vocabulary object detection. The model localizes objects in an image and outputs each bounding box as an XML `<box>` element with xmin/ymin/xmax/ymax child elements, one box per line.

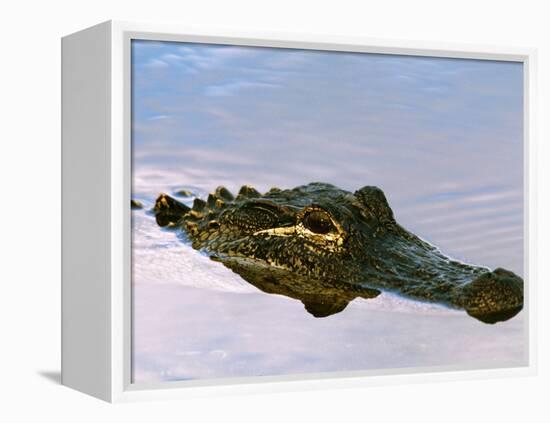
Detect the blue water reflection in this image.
<box><xmin>131</xmin><ymin>41</ymin><xmax>525</xmax><ymax>383</ymax></box>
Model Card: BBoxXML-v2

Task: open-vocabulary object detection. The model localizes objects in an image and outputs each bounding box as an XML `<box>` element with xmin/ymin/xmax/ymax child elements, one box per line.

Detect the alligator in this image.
<box><xmin>151</xmin><ymin>182</ymin><xmax>523</xmax><ymax>323</ymax></box>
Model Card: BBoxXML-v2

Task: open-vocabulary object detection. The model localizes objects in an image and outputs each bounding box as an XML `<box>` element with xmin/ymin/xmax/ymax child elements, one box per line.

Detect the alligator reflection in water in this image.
<box><xmin>214</xmin><ymin>256</ymin><xmax>381</xmax><ymax>317</ymax></box>
<box><xmin>152</xmin><ymin>182</ymin><xmax>524</xmax><ymax>324</ymax></box>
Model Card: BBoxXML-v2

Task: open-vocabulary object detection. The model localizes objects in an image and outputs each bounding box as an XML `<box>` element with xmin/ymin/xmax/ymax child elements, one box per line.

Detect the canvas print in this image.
<box><xmin>130</xmin><ymin>39</ymin><xmax>526</xmax><ymax>383</ymax></box>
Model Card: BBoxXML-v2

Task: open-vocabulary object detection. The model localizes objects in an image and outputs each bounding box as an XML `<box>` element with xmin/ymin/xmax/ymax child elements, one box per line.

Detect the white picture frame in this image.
<box><xmin>61</xmin><ymin>20</ymin><xmax>538</xmax><ymax>403</ymax></box>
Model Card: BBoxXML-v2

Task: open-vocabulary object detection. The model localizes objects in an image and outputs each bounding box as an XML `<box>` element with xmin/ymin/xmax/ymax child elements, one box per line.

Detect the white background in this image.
<box><xmin>0</xmin><ymin>0</ymin><xmax>548</xmax><ymax>421</ymax></box>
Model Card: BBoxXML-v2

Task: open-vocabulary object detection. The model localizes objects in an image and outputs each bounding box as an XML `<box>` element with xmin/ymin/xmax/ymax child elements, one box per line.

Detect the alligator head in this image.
<box><xmin>152</xmin><ymin>182</ymin><xmax>523</xmax><ymax>323</ymax></box>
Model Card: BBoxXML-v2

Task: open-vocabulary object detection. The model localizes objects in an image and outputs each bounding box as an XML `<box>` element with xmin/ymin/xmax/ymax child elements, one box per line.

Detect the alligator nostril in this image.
<box><xmin>460</xmin><ymin>269</ymin><xmax>524</xmax><ymax>324</ymax></box>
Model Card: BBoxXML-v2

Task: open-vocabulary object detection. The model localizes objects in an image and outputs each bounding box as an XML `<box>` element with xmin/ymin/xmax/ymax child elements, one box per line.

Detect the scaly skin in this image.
<box><xmin>152</xmin><ymin>182</ymin><xmax>523</xmax><ymax>323</ymax></box>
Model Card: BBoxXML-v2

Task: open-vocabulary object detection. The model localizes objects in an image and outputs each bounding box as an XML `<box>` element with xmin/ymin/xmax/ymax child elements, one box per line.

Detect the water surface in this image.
<box><xmin>131</xmin><ymin>41</ymin><xmax>526</xmax><ymax>383</ymax></box>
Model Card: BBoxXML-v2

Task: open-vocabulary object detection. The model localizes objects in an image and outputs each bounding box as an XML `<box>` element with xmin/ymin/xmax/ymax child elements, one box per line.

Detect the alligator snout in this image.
<box><xmin>458</xmin><ymin>268</ymin><xmax>523</xmax><ymax>324</ymax></box>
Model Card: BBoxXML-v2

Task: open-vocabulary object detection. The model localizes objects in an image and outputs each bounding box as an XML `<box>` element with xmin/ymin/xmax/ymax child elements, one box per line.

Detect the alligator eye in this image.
<box><xmin>303</xmin><ymin>210</ymin><xmax>334</xmax><ymax>234</ymax></box>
